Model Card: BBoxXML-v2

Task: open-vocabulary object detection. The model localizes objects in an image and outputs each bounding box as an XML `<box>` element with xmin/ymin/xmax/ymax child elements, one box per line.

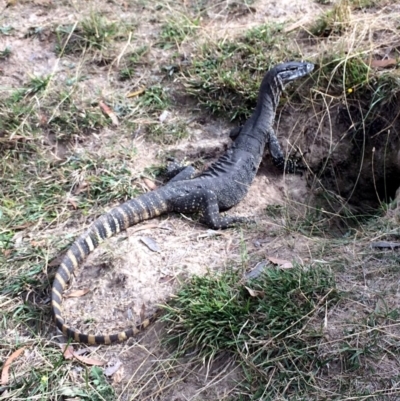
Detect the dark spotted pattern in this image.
<box><xmin>52</xmin><ymin>61</ymin><xmax>314</xmax><ymax>344</ymax></box>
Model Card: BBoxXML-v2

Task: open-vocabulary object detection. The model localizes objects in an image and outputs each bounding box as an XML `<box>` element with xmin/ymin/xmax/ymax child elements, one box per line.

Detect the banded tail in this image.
<box><xmin>52</xmin><ymin>190</ymin><xmax>170</xmax><ymax>345</ymax></box>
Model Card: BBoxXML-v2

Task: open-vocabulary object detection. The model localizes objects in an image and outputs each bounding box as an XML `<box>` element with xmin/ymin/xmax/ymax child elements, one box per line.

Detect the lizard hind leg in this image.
<box><xmin>165</xmin><ymin>158</ymin><xmax>197</xmax><ymax>183</ymax></box>
<box><xmin>172</xmin><ymin>188</ymin><xmax>252</xmax><ymax>230</ymax></box>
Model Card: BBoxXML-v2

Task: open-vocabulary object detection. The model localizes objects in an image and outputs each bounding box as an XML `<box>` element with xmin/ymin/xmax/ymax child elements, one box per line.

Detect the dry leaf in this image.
<box><xmin>245</xmin><ymin>261</ymin><xmax>267</xmax><ymax>280</ymax></box>
<box><xmin>142</xmin><ymin>177</ymin><xmax>157</xmax><ymax>190</ymax></box>
<box><xmin>284</xmin><ymin>15</ymin><xmax>313</xmax><ymax>33</ymax></box>
<box><xmin>268</xmin><ymin>256</ymin><xmax>293</xmax><ymax>269</ymax></box>
<box><xmin>99</xmin><ymin>101</ymin><xmax>119</xmax><ymax>126</ymax></box>
<box><xmin>61</xmin><ymin>344</ymin><xmax>75</xmax><ymax>359</ymax></box>
<box><xmin>39</xmin><ymin>114</ymin><xmax>48</xmax><ymax>126</ymax></box>
<box><xmin>31</xmin><ymin>240</ymin><xmax>46</xmax><ymax>247</ymax></box>
<box><xmin>6</xmin><ymin>0</ymin><xmax>17</xmax><ymax>7</ymax></box>
<box><xmin>104</xmin><ymin>360</ymin><xmax>122</xmax><ymax>376</ymax></box>
<box><xmin>159</xmin><ymin>275</ymin><xmax>174</xmax><ymax>284</ymax></box>
<box><xmin>1</xmin><ymin>347</ymin><xmax>26</xmax><ymax>385</ymax></box>
<box><xmin>129</xmin><ymin>223</ymin><xmax>159</xmax><ymax>234</ymax></box>
<box><xmin>126</xmin><ymin>87</ymin><xmax>146</xmax><ymax>98</ymax></box>
<box><xmin>371</xmin><ymin>241</ymin><xmax>400</xmax><ymax>249</ymax></box>
<box><xmin>73</xmin><ymin>181</ymin><xmax>88</xmax><ymax>195</ymax></box>
<box><xmin>370</xmin><ymin>58</ymin><xmax>397</xmax><ymax>68</ymax></box>
<box><xmin>245</xmin><ymin>286</ymin><xmax>265</xmax><ymax>298</ymax></box>
<box><xmin>112</xmin><ymin>365</ymin><xmax>124</xmax><ymax>384</ymax></box>
<box><xmin>65</xmin><ymin>288</ymin><xmax>90</xmax><ymax>298</ymax></box>
<box><xmin>59</xmin><ymin>344</ymin><xmax>106</xmax><ymax>366</ymax></box>
<box><xmin>67</xmin><ymin>197</ymin><xmax>78</xmax><ymax>209</ymax></box>
<box><xmin>10</xmin><ymin>222</ymin><xmax>32</xmax><ymax>230</ymax></box>
<box><xmin>140</xmin><ymin>236</ymin><xmax>161</xmax><ymax>252</ymax></box>
<box><xmin>73</xmin><ymin>354</ymin><xmax>106</xmax><ymax>366</ymax></box>
<box><xmin>2</xmin><ymin>249</ymin><xmax>11</xmax><ymax>257</ymax></box>
<box><xmin>140</xmin><ymin>303</ymin><xmax>146</xmax><ymax>322</ymax></box>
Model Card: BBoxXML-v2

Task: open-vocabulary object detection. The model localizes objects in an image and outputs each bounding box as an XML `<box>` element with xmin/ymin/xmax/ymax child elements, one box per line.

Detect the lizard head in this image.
<box><xmin>274</xmin><ymin>61</ymin><xmax>314</xmax><ymax>84</ymax></box>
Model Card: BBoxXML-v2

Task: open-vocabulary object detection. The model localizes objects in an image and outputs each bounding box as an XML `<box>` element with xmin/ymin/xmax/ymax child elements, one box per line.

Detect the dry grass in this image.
<box><xmin>1</xmin><ymin>0</ymin><xmax>400</xmax><ymax>400</ymax></box>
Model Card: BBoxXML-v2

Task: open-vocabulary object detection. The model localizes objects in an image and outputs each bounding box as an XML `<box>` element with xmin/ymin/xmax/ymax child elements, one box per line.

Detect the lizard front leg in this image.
<box><xmin>268</xmin><ymin>127</ymin><xmax>302</xmax><ymax>174</ymax></box>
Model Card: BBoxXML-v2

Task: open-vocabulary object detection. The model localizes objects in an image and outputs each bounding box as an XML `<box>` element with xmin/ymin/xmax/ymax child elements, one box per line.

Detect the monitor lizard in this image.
<box><xmin>52</xmin><ymin>61</ymin><xmax>314</xmax><ymax>344</ymax></box>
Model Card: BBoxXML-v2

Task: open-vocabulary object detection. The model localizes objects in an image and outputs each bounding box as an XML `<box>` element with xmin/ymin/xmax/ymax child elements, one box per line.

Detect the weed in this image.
<box><xmin>0</xmin><ymin>341</ymin><xmax>114</xmax><ymax>400</ymax></box>
<box><xmin>0</xmin><ymin>25</ymin><xmax>13</xmax><ymax>35</ymax></box>
<box><xmin>80</xmin><ymin>14</ymin><xmax>119</xmax><ymax>50</ymax></box>
<box><xmin>25</xmin><ymin>26</ymin><xmax>50</xmax><ymax>40</ymax></box>
<box><xmin>87</xmin><ymin>366</ymin><xmax>115</xmax><ymax>401</ymax></box>
<box><xmin>64</xmin><ymin>153</ymin><xmax>141</xmax><ymax>206</ymax></box>
<box><xmin>138</xmin><ymin>85</ymin><xmax>170</xmax><ymax>113</ymax></box>
<box><xmin>316</xmin><ymin>52</ymin><xmax>400</xmax><ymax>148</ymax></box>
<box><xmin>0</xmin><ymin>97</ymin><xmax>34</xmax><ymax>140</ymax></box>
<box><xmin>0</xmin><ymin>46</ymin><xmax>11</xmax><ymax>59</ymax></box>
<box><xmin>24</xmin><ymin>75</ymin><xmax>51</xmax><ymax>96</ymax></box>
<box><xmin>0</xmin><ymin>149</ymin><xmax>140</xmax><ymax>234</ymax></box>
<box><xmin>45</xmin><ymin>92</ymin><xmax>107</xmax><ymax>140</ymax></box>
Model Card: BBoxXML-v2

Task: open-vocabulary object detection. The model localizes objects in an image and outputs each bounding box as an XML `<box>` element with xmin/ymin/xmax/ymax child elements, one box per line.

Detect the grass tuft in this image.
<box><xmin>163</xmin><ymin>264</ymin><xmax>339</xmax><ymax>397</ymax></box>
<box><xmin>55</xmin><ymin>13</ymin><xmax>122</xmax><ymax>57</ymax></box>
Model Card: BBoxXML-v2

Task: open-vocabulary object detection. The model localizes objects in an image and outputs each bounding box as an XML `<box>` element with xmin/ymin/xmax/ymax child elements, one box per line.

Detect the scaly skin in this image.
<box><xmin>52</xmin><ymin>61</ymin><xmax>314</xmax><ymax>344</ymax></box>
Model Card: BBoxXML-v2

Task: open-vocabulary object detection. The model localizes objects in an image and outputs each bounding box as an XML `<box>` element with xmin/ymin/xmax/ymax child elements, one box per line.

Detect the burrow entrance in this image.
<box><xmin>279</xmin><ymin>89</ymin><xmax>400</xmax><ymax>213</ymax></box>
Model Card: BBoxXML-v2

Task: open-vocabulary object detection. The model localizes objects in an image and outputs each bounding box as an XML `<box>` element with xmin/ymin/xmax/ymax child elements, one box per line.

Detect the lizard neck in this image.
<box><xmin>233</xmin><ymin>73</ymin><xmax>284</xmax><ymax>158</ymax></box>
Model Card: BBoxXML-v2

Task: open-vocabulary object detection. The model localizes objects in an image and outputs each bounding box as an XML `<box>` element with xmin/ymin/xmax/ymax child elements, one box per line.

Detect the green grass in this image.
<box><xmin>138</xmin><ymin>84</ymin><xmax>170</xmax><ymax>113</ymax></box>
<box><xmin>158</xmin><ymin>16</ymin><xmax>200</xmax><ymax>49</ymax></box>
<box><xmin>180</xmin><ymin>23</ymin><xmax>303</xmax><ymax>120</ymax></box>
<box><xmin>55</xmin><ymin>13</ymin><xmax>124</xmax><ymax>57</ymax></box>
<box><xmin>0</xmin><ymin>149</ymin><xmax>141</xmax><ymax>230</ymax></box>
<box><xmin>315</xmin><ymin>52</ymin><xmax>400</xmax><ymax>141</ymax></box>
<box><xmin>163</xmin><ymin>264</ymin><xmax>339</xmax><ymax>398</ymax></box>
<box><xmin>0</xmin><ymin>82</ymin><xmax>109</xmax><ymax>144</ymax></box>
<box><xmin>0</xmin><ymin>25</ymin><xmax>13</xmax><ymax>35</ymax></box>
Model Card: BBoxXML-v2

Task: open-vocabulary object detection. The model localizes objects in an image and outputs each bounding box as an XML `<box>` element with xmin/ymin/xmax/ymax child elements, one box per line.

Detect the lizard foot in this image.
<box><xmin>273</xmin><ymin>154</ymin><xmax>305</xmax><ymax>175</ymax></box>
